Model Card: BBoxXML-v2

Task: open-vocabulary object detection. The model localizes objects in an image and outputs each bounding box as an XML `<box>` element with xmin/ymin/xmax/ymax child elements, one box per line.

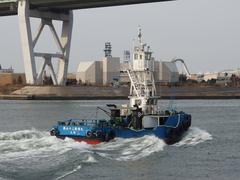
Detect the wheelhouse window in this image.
<box><xmin>145</xmin><ymin>53</ymin><xmax>151</xmax><ymax>60</ymax></box>
<box><xmin>134</xmin><ymin>54</ymin><xmax>138</xmax><ymax>60</ymax></box>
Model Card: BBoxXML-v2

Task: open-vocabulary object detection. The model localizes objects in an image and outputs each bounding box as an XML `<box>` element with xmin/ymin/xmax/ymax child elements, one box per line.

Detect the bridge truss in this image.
<box><xmin>0</xmin><ymin>0</ymin><xmax>174</xmax><ymax>85</ymax></box>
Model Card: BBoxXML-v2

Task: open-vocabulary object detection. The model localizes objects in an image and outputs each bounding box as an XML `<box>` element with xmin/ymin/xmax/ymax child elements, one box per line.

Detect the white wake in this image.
<box><xmin>0</xmin><ymin>127</ymin><xmax>212</xmax><ymax>162</ymax></box>
<box><xmin>0</xmin><ymin>129</ymin><xmax>91</xmax><ymax>161</ymax></box>
<box><xmin>0</xmin><ymin>127</ymin><xmax>212</xmax><ymax>179</ymax></box>
<box><xmin>95</xmin><ymin>135</ymin><xmax>166</xmax><ymax>161</ymax></box>
<box><xmin>174</xmin><ymin>127</ymin><xmax>213</xmax><ymax>146</ymax></box>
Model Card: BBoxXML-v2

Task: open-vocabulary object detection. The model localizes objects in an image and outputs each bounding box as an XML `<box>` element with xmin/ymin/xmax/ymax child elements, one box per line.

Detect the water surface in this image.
<box><xmin>0</xmin><ymin>100</ymin><xmax>239</xmax><ymax>180</ymax></box>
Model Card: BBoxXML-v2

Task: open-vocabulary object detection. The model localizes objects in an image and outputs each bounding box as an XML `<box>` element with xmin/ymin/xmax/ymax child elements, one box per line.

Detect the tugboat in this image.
<box><xmin>50</xmin><ymin>28</ymin><xmax>191</xmax><ymax>145</ymax></box>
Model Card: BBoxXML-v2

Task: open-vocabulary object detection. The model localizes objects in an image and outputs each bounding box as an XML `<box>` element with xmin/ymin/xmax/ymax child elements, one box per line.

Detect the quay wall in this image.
<box><xmin>0</xmin><ymin>85</ymin><xmax>239</xmax><ymax>100</ymax></box>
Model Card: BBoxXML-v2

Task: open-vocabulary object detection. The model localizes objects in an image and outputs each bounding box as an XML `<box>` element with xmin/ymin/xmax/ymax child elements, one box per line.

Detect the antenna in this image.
<box><xmin>138</xmin><ymin>25</ymin><xmax>142</xmax><ymax>45</ymax></box>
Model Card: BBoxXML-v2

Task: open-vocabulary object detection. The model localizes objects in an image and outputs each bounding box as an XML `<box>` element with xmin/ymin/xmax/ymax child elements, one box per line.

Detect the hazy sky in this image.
<box><xmin>0</xmin><ymin>0</ymin><xmax>240</xmax><ymax>74</ymax></box>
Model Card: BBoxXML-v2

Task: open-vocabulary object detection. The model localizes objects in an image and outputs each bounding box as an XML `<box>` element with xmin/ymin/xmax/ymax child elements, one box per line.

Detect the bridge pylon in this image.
<box><xmin>18</xmin><ymin>0</ymin><xmax>73</xmax><ymax>85</ymax></box>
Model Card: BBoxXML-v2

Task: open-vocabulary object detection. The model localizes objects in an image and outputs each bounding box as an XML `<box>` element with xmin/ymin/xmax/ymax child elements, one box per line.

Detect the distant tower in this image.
<box><xmin>104</xmin><ymin>42</ymin><xmax>112</xmax><ymax>58</ymax></box>
<box><xmin>123</xmin><ymin>50</ymin><xmax>130</xmax><ymax>64</ymax></box>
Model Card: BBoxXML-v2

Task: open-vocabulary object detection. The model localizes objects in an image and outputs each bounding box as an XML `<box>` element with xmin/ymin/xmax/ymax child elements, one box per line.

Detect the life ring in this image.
<box><xmin>86</xmin><ymin>131</ymin><xmax>92</xmax><ymax>138</ymax></box>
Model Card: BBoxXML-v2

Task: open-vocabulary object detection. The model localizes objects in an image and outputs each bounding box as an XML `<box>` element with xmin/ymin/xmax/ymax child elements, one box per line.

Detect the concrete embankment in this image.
<box><xmin>1</xmin><ymin>85</ymin><xmax>240</xmax><ymax>100</ymax></box>
<box><xmin>7</xmin><ymin>86</ymin><xmax>129</xmax><ymax>100</ymax></box>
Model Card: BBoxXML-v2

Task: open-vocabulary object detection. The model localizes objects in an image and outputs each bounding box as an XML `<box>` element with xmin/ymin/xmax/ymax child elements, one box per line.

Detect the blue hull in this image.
<box><xmin>50</xmin><ymin>113</ymin><xmax>191</xmax><ymax>145</ymax></box>
<box><xmin>114</xmin><ymin>125</ymin><xmax>188</xmax><ymax>144</ymax></box>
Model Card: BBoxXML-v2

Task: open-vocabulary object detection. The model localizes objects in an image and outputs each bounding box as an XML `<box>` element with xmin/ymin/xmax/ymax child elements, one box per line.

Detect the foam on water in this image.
<box><xmin>0</xmin><ymin>129</ymin><xmax>91</xmax><ymax>161</ymax></box>
<box><xmin>0</xmin><ymin>129</ymin><xmax>94</xmax><ymax>180</ymax></box>
<box><xmin>0</xmin><ymin>127</ymin><xmax>212</xmax><ymax>161</ymax></box>
<box><xmin>94</xmin><ymin>135</ymin><xmax>166</xmax><ymax>161</ymax></box>
<box><xmin>55</xmin><ymin>165</ymin><xmax>82</xmax><ymax>180</ymax></box>
<box><xmin>0</xmin><ymin>127</ymin><xmax>212</xmax><ymax>179</ymax></box>
<box><xmin>174</xmin><ymin>127</ymin><xmax>213</xmax><ymax>146</ymax></box>
<box><xmin>82</xmin><ymin>155</ymin><xmax>98</xmax><ymax>163</ymax></box>
<box><xmin>94</xmin><ymin>127</ymin><xmax>212</xmax><ymax>161</ymax></box>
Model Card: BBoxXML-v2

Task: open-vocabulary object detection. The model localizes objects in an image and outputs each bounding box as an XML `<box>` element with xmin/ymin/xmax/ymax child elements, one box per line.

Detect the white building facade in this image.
<box><xmin>102</xmin><ymin>57</ymin><xmax>120</xmax><ymax>85</ymax></box>
<box><xmin>154</xmin><ymin>61</ymin><xmax>179</xmax><ymax>83</ymax></box>
<box><xmin>76</xmin><ymin>57</ymin><xmax>120</xmax><ymax>85</ymax></box>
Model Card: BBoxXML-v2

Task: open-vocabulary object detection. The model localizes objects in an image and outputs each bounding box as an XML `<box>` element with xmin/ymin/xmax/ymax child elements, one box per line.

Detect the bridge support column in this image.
<box><xmin>18</xmin><ymin>0</ymin><xmax>73</xmax><ymax>85</ymax></box>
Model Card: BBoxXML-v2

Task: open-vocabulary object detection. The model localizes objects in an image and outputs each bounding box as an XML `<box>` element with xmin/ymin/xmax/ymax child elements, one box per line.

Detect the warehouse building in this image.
<box><xmin>156</xmin><ymin>61</ymin><xmax>180</xmax><ymax>83</ymax></box>
<box><xmin>76</xmin><ymin>43</ymin><xmax>180</xmax><ymax>85</ymax></box>
<box><xmin>76</xmin><ymin>61</ymin><xmax>103</xmax><ymax>85</ymax></box>
<box><xmin>76</xmin><ymin>43</ymin><xmax>120</xmax><ymax>85</ymax></box>
<box><xmin>102</xmin><ymin>57</ymin><xmax>120</xmax><ymax>85</ymax></box>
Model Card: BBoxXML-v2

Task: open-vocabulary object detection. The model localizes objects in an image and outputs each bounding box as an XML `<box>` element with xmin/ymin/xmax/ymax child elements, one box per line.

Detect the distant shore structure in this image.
<box><xmin>0</xmin><ymin>65</ymin><xmax>25</xmax><ymax>86</ymax></box>
<box><xmin>76</xmin><ymin>42</ymin><xmax>120</xmax><ymax>85</ymax></box>
<box><xmin>0</xmin><ymin>64</ymin><xmax>14</xmax><ymax>73</ymax></box>
<box><xmin>76</xmin><ymin>29</ymin><xmax>182</xmax><ymax>86</ymax></box>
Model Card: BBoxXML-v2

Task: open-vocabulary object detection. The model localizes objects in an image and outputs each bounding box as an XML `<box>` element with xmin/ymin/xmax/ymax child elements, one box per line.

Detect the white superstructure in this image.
<box><xmin>127</xmin><ymin>27</ymin><xmax>157</xmax><ymax>114</ymax></box>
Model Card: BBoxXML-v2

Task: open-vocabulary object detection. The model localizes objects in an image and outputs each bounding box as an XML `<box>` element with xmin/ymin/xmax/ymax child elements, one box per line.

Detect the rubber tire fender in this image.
<box><xmin>86</xmin><ymin>131</ymin><xmax>92</xmax><ymax>138</ymax></box>
<box><xmin>50</xmin><ymin>129</ymin><xmax>59</xmax><ymax>136</ymax></box>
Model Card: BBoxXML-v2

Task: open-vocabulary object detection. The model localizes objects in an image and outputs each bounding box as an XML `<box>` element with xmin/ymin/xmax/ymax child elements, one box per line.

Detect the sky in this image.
<box><xmin>0</xmin><ymin>0</ymin><xmax>240</xmax><ymax>74</ymax></box>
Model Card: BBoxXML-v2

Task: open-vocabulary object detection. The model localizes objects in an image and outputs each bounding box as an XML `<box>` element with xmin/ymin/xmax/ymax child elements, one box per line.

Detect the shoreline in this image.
<box><xmin>1</xmin><ymin>94</ymin><xmax>240</xmax><ymax>100</ymax></box>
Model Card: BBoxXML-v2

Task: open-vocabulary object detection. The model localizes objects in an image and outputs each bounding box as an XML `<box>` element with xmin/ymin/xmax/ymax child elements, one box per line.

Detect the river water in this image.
<box><xmin>0</xmin><ymin>100</ymin><xmax>239</xmax><ymax>180</ymax></box>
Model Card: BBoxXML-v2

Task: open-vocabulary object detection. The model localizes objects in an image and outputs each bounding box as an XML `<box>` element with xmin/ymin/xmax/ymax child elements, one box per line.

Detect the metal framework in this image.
<box><xmin>0</xmin><ymin>0</ymin><xmax>174</xmax><ymax>85</ymax></box>
<box><xmin>171</xmin><ymin>58</ymin><xmax>191</xmax><ymax>77</ymax></box>
<box><xmin>18</xmin><ymin>0</ymin><xmax>73</xmax><ymax>85</ymax></box>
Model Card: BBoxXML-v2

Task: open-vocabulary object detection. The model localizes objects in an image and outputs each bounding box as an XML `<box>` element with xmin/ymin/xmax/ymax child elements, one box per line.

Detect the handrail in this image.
<box><xmin>127</xmin><ymin>68</ymin><xmax>141</xmax><ymax>97</ymax></box>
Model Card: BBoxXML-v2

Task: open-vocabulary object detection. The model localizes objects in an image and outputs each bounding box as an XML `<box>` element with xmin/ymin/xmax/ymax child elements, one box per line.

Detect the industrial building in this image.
<box><xmin>76</xmin><ymin>43</ymin><xmax>120</xmax><ymax>85</ymax></box>
<box><xmin>102</xmin><ymin>57</ymin><xmax>120</xmax><ymax>85</ymax></box>
<box><xmin>78</xmin><ymin>59</ymin><xmax>182</xmax><ymax>85</ymax></box>
<box><xmin>76</xmin><ymin>61</ymin><xmax>103</xmax><ymax>85</ymax></box>
<box><xmin>155</xmin><ymin>61</ymin><xmax>179</xmax><ymax>83</ymax></box>
<box><xmin>203</xmin><ymin>72</ymin><xmax>219</xmax><ymax>82</ymax></box>
<box><xmin>76</xmin><ymin>42</ymin><xmax>183</xmax><ymax>86</ymax></box>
